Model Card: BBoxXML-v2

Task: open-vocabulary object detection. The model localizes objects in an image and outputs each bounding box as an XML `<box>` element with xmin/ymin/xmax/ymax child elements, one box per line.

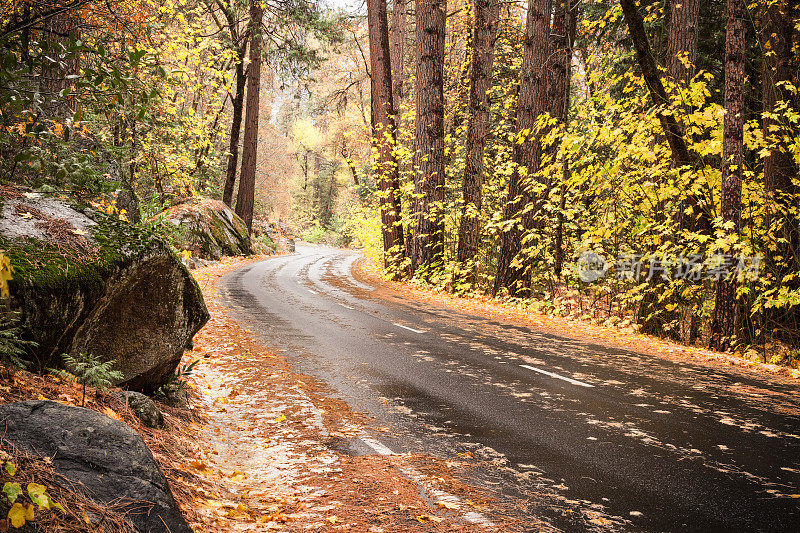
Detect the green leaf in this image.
<box><xmin>3</xmin><ymin>482</ymin><xmax>22</xmax><ymax>504</ymax></box>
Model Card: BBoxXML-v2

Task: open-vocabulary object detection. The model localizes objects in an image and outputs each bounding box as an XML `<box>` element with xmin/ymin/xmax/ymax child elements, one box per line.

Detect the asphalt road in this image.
<box><xmin>220</xmin><ymin>244</ymin><xmax>800</xmax><ymax>532</ymax></box>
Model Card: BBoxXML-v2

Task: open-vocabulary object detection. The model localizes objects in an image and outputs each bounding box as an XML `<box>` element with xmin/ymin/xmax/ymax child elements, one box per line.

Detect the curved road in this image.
<box><xmin>220</xmin><ymin>244</ymin><xmax>800</xmax><ymax>532</ymax></box>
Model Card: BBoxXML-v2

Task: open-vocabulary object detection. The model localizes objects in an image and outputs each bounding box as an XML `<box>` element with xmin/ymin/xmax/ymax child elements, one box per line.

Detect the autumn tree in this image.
<box><xmin>494</xmin><ymin>0</ymin><xmax>551</xmax><ymax>296</ymax></box>
<box><xmin>456</xmin><ymin>0</ymin><xmax>499</xmax><ymax>277</ymax></box>
<box><xmin>710</xmin><ymin>0</ymin><xmax>746</xmax><ymax>350</ymax></box>
<box><xmin>367</xmin><ymin>0</ymin><xmax>405</xmax><ymax>273</ymax></box>
<box><xmin>235</xmin><ymin>0</ymin><xmax>263</xmax><ymax>232</ymax></box>
<box><xmin>411</xmin><ymin>0</ymin><xmax>447</xmax><ymax>274</ymax></box>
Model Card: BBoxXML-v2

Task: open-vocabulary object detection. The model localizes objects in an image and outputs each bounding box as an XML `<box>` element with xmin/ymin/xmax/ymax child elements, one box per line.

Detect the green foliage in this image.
<box><xmin>155</xmin><ymin>359</ymin><xmax>199</xmax><ymax>403</ymax></box>
<box><xmin>61</xmin><ymin>352</ymin><xmax>124</xmax><ymax>406</ymax></box>
<box><xmin>0</xmin><ymin>311</ymin><xmax>36</xmax><ymax>370</ymax></box>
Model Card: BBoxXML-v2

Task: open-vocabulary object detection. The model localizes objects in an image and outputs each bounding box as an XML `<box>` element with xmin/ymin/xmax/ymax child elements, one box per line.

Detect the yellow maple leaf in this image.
<box><xmin>274</xmin><ymin>414</ymin><xmax>286</xmax><ymax>423</ymax></box>
<box><xmin>0</xmin><ymin>253</ymin><xmax>13</xmax><ymax>299</ymax></box>
<box><xmin>103</xmin><ymin>407</ymin><xmax>121</xmax><ymax>420</ymax></box>
<box><xmin>8</xmin><ymin>503</ymin><xmax>32</xmax><ymax>528</ymax></box>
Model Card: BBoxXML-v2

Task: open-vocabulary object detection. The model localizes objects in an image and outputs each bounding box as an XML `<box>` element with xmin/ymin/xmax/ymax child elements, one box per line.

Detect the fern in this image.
<box><xmin>62</xmin><ymin>352</ymin><xmax>124</xmax><ymax>406</ymax></box>
<box><xmin>0</xmin><ymin>311</ymin><xmax>36</xmax><ymax>370</ymax></box>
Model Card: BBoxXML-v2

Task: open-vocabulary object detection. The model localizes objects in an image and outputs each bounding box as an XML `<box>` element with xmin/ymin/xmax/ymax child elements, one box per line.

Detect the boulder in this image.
<box><xmin>0</xmin><ymin>401</ymin><xmax>192</xmax><ymax>533</ymax></box>
<box><xmin>117</xmin><ymin>391</ymin><xmax>164</xmax><ymax>429</ymax></box>
<box><xmin>0</xmin><ymin>191</ymin><xmax>209</xmax><ymax>392</ymax></box>
<box><xmin>154</xmin><ymin>198</ymin><xmax>251</xmax><ymax>260</ymax></box>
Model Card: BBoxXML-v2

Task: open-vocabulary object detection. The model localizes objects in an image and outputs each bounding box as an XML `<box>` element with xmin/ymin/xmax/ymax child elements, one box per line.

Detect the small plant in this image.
<box><xmin>155</xmin><ymin>359</ymin><xmax>199</xmax><ymax>403</ymax></box>
<box><xmin>0</xmin><ymin>450</ymin><xmax>64</xmax><ymax>528</ymax></box>
<box><xmin>0</xmin><ymin>311</ymin><xmax>36</xmax><ymax>371</ymax></box>
<box><xmin>61</xmin><ymin>353</ymin><xmax>124</xmax><ymax>406</ymax></box>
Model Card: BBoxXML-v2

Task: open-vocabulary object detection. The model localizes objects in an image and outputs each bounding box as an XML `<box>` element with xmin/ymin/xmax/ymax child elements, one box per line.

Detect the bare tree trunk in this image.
<box><xmin>411</xmin><ymin>0</ymin><xmax>447</xmax><ymax>274</ymax></box>
<box><xmin>761</xmin><ymin>0</ymin><xmax>798</xmax><ymax>339</ymax></box>
<box><xmin>552</xmin><ymin>0</ymin><xmax>577</xmax><ymax>279</ymax></box>
<box><xmin>710</xmin><ymin>0</ymin><xmax>745</xmax><ymax>351</ymax></box>
<box><xmin>494</xmin><ymin>0</ymin><xmax>551</xmax><ymax>296</ymax></box>
<box><xmin>368</xmin><ymin>0</ymin><xmax>406</xmax><ymax>274</ymax></box>
<box><xmin>619</xmin><ymin>0</ymin><xmax>693</xmax><ymax>168</ymax></box>
<box><xmin>235</xmin><ymin>0</ymin><xmax>263</xmax><ymax>233</ymax></box>
<box><xmin>223</xmin><ymin>49</ymin><xmax>247</xmax><ymax>206</ymax></box>
<box><xmin>456</xmin><ymin>0</ymin><xmax>499</xmax><ymax>273</ymax></box>
<box><xmin>390</xmin><ymin>0</ymin><xmax>407</xmax><ymax>116</ymax></box>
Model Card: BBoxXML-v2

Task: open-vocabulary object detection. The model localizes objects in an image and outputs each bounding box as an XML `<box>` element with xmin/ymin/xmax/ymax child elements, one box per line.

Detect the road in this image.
<box><xmin>220</xmin><ymin>244</ymin><xmax>800</xmax><ymax>532</ymax></box>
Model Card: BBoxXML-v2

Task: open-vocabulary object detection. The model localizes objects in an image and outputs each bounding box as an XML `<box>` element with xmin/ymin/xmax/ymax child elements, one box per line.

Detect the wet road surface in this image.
<box><xmin>220</xmin><ymin>244</ymin><xmax>800</xmax><ymax>532</ymax></box>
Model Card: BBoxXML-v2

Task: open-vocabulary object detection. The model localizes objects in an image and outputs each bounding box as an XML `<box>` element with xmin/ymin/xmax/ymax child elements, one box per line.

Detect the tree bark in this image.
<box><xmin>552</xmin><ymin>0</ymin><xmax>577</xmax><ymax>279</ymax></box>
<box><xmin>761</xmin><ymin>0</ymin><xmax>799</xmax><ymax>337</ymax></box>
<box><xmin>411</xmin><ymin>0</ymin><xmax>447</xmax><ymax>274</ymax></box>
<box><xmin>235</xmin><ymin>0</ymin><xmax>263</xmax><ymax>233</ymax></box>
<box><xmin>710</xmin><ymin>0</ymin><xmax>745</xmax><ymax>351</ymax></box>
<box><xmin>367</xmin><ymin>0</ymin><xmax>406</xmax><ymax>274</ymax></box>
<box><xmin>456</xmin><ymin>0</ymin><xmax>499</xmax><ymax>271</ymax></box>
<box><xmin>390</xmin><ymin>0</ymin><xmax>407</xmax><ymax>116</ymax></box>
<box><xmin>223</xmin><ymin>47</ymin><xmax>247</xmax><ymax>206</ymax></box>
<box><xmin>619</xmin><ymin>0</ymin><xmax>693</xmax><ymax>168</ymax></box>
<box><xmin>493</xmin><ymin>0</ymin><xmax>551</xmax><ymax>296</ymax></box>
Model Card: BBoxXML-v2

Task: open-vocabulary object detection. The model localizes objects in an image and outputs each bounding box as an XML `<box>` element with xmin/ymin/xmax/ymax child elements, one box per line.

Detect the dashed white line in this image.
<box><xmin>520</xmin><ymin>364</ymin><xmax>595</xmax><ymax>388</ymax></box>
<box><xmin>394</xmin><ymin>323</ymin><xmax>424</xmax><ymax>334</ymax></box>
<box><xmin>337</xmin><ymin>303</ymin><xmax>355</xmax><ymax>310</ymax></box>
<box><xmin>359</xmin><ymin>435</ymin><xmax>395</xmax><ymax>455</ymax></box>
<box><xmin>307</xmin><ymin>289</ymin><xmax>318</xmax><ymax>295</ymax></box>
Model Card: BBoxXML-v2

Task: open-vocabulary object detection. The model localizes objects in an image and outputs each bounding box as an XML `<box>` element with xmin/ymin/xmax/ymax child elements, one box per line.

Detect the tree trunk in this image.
<box><xmin>235</xmin><ymin>0</ymin><xmax>263</xmax><ymax>233</ymax></box>
<box><xmin>666</xmin><ymin>0</ymin><xmax>700</xmax><ymax>94</ymax></box>
<box><xmin>390</xmin><ymin>0</ymin><xmax>407</xmax><ymax>116</ymax></box>
<box><xmin>710</xmin><ymin>0</ymin><xmax>745</xmax><ymax>351</ymax></box>
<box><xmin>552</xmin><ymin>0</ymin><xmax>577</xmax><ymax>279</ymax></box>
<box><xmin>411</xmin><ymin>0</ymin><xmax>447</xmax><ymax>274</ymax></box>
<box><xmin>368</xmin><ymin>0</ymin><xmax>406</xmax><ymax>274</ymax></box>
<box><xmin>761</xmin><ymin>0</ymin><xmax>799</xmax><ymax>339</ymax></box>
<box><xmin>619</xmin><ymin>0</ymin><xmax>693</xmax><ymax>168</ymax></box>
<box><xmin>456</xmin><ymin>0</ymin><xmax>499</xmax><ymax>272</ymax></box>
<box><xmin>223</xmin><ymin>48</ymin><xmax>247</xmax><ymax>206</ymax></box>
<box><xmin>493</xmin><ymin>0</ymin><xmax>551</xmax><ymax>296</ymax></box>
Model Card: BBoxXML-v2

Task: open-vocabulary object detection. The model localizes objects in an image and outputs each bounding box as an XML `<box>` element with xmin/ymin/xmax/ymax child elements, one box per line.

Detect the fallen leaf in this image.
<box><xmin>438</xmin><ymin>501</ymin><xmax>459</xmax><ymax>510</ymax></box>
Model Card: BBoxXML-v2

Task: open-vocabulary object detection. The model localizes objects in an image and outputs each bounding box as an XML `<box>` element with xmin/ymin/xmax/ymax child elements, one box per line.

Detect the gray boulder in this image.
<box><xmin>154</xmin><ymin>197</ymin><xmax>251</xmax><ymax>260</ymax></box>
<box><xmin>0</xmin><ymin>401</ymin><xmax>192</xmax><ymax>533</ymax></box>
<box><xmin>117</xmin><ymin>391</ymin><xmax>164</xmax><ymax>429</ymax></box>
<box><xmin>0</xmin><ymin>192</ymin><xmax>209</xmax><ymax>393</ymax></box>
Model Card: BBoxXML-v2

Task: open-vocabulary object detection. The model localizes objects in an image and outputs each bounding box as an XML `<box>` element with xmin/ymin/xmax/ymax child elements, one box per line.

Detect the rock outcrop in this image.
<box><xmin>155</xmin><ymin>198</ymin><xmax>251</xmax><ymax>260</ymax></box>
<box><xmin>117</xmin><ymin>391</ymin><xmax>164</xmax><ymax>429</ymax></box>
<box><xmin>0</xmin><ymin>401</ymin><xmax>192</xmax><ymax>533</ymax></box>
<box><xmin>0</xmin><ymin>191</ymin><xmax>209</xmax><ymax>392</ymax></box>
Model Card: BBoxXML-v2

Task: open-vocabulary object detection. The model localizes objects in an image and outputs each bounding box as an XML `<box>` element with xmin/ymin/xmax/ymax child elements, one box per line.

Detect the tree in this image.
<box><xmin>456</xmin><ymin>0</ymin><xmax>499</xmax><ymax>275</ymax></box>
<box><xmin>235</xmin><ymin>0</ymin><xmax>263</xmax><ymax>232</ymax></box>
<box><xmin>762</xmin><ymin>0</ymin><xmax>799</xmax><ymax>335</ymax></box>
<box><xmin>212</xmin><ymin>0</ymin><xmax>249</xmax><ymax>207</ymax></box>
<box><xmin>710</xmin><ymin>0</ymin><xmax>745</xmax><ymax>350</ymax></box>
<box><xmin>390</xmin><ymin>0</ymin><xmax>407</xmax><ymax>116</ymax></box>
<box><xmin>619</xmin><ymin>0</ymin><xmax>693</xmax><ymax>168</ymax></box>
<box><xmin>411</xmin><ymin>0</ymin><xmax>447</xmax><ymax>274</ymax></box>
<box><xmin>494</xmin><ymin>0</ymin><xmax>551</xmax><ymax>296</ymax></box>
<box><xmin>367</xmin><ymin>0</ymin><xmax>405</xmax><ymax>274</ymax></box>
<box><xmin>549</xmin><ymin>0</ymin><xmax>577</xmax><ymax>278</ymax></box>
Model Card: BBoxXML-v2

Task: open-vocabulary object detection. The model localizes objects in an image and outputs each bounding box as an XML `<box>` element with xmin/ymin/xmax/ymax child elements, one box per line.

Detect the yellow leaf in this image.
<box><xmin>24</xmin><ymin>505</ymin><xmax>32</xmax><ymax>522</ymax></box>
<box><xmin>103</xmin><ymin>407</ymin><xmax>121</xmax><ymax>420</ymax></box>
<box><xmin>18</xmin><ymin>212</ymin><xmax>33</xmax><ymax>220</ymax></box>
<box><xmin>438</xmin><ymin>501</ymin><xmax>459</xmax><ymax>510</ymax></box>
<box><xmin>326</xmin><ymin>515</ymin><xmax>337</xmax><ymax>524</ymax></box>
<box><xmin>274</xmin><ymin>414</ymin><xmax>286</xmax><ymax>423</ymax></box>
<box><xmin>8</xmin><ymin>503</ymin><xmax>26</xmax><ymax>528</ymax></box>
<box><xmin>226</xmin><ymin>503</ymin><xmax>247</xmax><ymax>518</ymax></box>
<box><xmin>0</xmin><ymin>253</ymin><xmax>12</xmax><ymax>299</ymax></box>
<box><xmin>71</xmin><ymin>229</ymin><xmax>88</xmax><ymax>236</ymax></box>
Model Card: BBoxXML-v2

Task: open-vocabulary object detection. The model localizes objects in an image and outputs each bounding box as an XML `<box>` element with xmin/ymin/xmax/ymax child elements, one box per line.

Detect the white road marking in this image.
<box><xmin>307</xmin><ymin>289</ymin><xmax>318</xmax><ymax>295</ymax></box>
<box><xmin>394</xmin><ymin>323</ymin><xmax>424</xmax><ymax>334</ymax></box>
<box><xmin>337</xmin><ymin>303</ymin><xmax>355</xmax><ymax>310</ymax></box>
<box><xmin>520</xmin><ymin>364</ymin><xmax>595</xmax><ymax>388</ymax></box>
<box><xmin>359</xmin><ymin>435</ymin><xmax>395</xmax><ymax>455</ymax></box>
